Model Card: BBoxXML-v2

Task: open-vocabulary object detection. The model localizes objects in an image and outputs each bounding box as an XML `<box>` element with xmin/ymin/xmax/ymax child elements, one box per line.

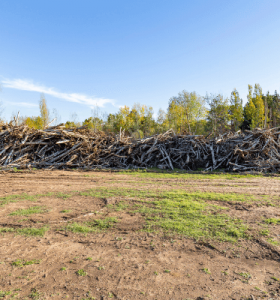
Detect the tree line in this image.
<box><xmin>1</xmin><ymin>84</ymin><xmax>280</xmax><ymax>137</ymax></box>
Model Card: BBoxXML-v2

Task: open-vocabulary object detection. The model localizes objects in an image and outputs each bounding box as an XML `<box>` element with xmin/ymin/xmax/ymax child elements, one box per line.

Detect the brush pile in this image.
<box><xmin>0</xmin><ymin>123</ymin><xmax>280</xmax><ymax>172</ymax></box>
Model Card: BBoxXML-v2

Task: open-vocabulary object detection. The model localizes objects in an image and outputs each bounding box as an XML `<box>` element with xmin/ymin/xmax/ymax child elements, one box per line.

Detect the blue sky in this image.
<box><xmin>1</xmin><ymin>0</ymin><xmax>280</xmax><ymax>123</ymax></box>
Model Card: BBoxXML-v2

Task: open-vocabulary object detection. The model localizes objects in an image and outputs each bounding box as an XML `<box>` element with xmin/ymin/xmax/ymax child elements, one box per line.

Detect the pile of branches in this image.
<box><xmin>1</xmin><ymin>122</ymin><xmax>280</xmax><ymax>172</ymax></box>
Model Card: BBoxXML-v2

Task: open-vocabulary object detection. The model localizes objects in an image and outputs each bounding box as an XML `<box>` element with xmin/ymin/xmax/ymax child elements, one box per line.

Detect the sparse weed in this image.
<box><xmin>164</xmin><ymin>269</ymin><xmax>170</xmax><ymax>273</ymax></box>
<box><xmin>202</xmin><ymin>268</ymin><xmax>211</xmax><ymax>274</ymax></box>
<box><xmin>238</xmin><ymin>272</ymin><xmax>251</xmax><ymax>279</ymax></box>
<box><xmin>12</xmin><ymin>259</ymin><xmax>41</xmax><ymax>267</ymax></box>
<box><xmin>76</xmin><ymin>269</ymin><xmax>87</xmax><ymax>276</ymax></box>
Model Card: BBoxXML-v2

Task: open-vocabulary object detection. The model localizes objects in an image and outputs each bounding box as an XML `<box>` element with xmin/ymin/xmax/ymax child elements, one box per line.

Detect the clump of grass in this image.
<box><xmin>9</xmin><ymin>206</ymin><xmax>47</xmax><ymax>216</ymax></box>
<box><xmin>86</xmin><ymin>257</ymin><xmax>92</xmax><ymax>261</ymax></box>
<box><xmin>0</xmin><ymin>226</ymin><xmax>48</xmax><ymax>237</ymax></box>
<box><xmin>76</xmin><ymin>269</ymin><xmax>87</xmax><ymax>276</ymax></box>
<box><xmin>60</xmin><ymin>267</ymin><xmax>67</xmax><ymax>271</ymax></box>
<box><xmin>12</xmin><ymin>259</ymin><xmax>41</xmax><ymax>267</ymax></box>
<box><xmin>259</xmin><ymin>229</ymin><xmax>270</xmax><ymax>236</ymax></box>
<box><xmin>60</xmin><ymin>209</ymin><xmax>71</xmax><ymax>213</ymax></box>
<box><xmin>17</xmin><ymin>227</ymin><xmax>48</xmax><ymax>237</ymax></box>
<box><xmin>65</xmin><ymin>217</ymin><xmax>118</xmax><ymax>234</ymax></box>
<box><xmin>265</xmin><ymin>218</ymin><xmax>280</xmax><ymax>225</ymax></box>
<box><xmin>238</xmin><ymin>272</ymin><xmax>251</xmax><ymax>279</ymax></box>
<box><xmin>93</xmin><ymin>217</ymin><xmax>118</xmax><ymax>229</ymax></box>
<box><xmin>164</xmin><ymin>269</ymin><xmax>170</xmax><ymax>273</ymax></box>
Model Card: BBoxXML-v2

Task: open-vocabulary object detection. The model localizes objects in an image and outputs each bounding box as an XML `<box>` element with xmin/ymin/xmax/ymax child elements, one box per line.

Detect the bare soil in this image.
<box><xmin>0</xmin><ymin>170</ymin><xmax>280</xmax><ymax>300</ymax></box>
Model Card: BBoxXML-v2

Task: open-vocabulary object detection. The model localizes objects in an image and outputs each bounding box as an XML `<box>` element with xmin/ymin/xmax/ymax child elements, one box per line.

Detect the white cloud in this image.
<box><xmin>2</xmin><ymin>78</ymin><xmax>116</xmax><ymax>108</ymax></box>
<box><xmin>7</xmin><ymin>101</ymin><xmax>38</xmax><ymax>108</ymax></box>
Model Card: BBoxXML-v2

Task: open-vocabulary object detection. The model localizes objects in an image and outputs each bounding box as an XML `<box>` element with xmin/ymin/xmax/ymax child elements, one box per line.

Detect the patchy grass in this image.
<box><xmin>265</xmin><ymin>218</ymin><xmax>280</xmax><ymax>225</ymax></box>
<box><xmin>11</xmin><ymin>259</ymin><xmax>41</xmax><ymax>267</ymax></box>
<box><xmin>119</xmin><ymin>169</ymin><xmax>266</xmax><ymax>180</ymax></box>
<box><xmin>9</xmin><ymin>206</ymin><xmax>48</xmax><ymax>216</ymax></box>
<box><xmin>81</xmin><ymin>187</ymin><xmax>257</xmax><ymax>203</ymax></box>
<box><xmin>86</xmin><ymin>188</ymin><xmax>249</xmax><ymax>242</ymax></box>
<box><xmin>0</xmin><ymin>194</ymin><xmax>38</xmax><ymax>207</ymax></box>
<box><xmin>65</xmin><ymin>217</ymin><xmax>118</xmax><ymax>234</ymax></box>
<box><xmin>0</xmin><ymin>226</ymin><xmax>48</xmax><ymax>237</ymax></box>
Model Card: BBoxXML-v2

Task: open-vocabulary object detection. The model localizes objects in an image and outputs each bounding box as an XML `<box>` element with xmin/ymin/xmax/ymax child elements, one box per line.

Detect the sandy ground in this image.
<box><xmin>0</xmin><ymin>170</ymin><xmax>280</xmax><ymax>300</ymax></box>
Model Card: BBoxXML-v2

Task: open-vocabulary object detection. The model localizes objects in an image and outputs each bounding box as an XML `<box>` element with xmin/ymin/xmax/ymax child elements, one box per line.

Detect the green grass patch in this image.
<box><xmin>81</xmin><ymin>187</ymin><xmax>249</xmax><ymax>242</ymax></box>
<box><xmin>265</xmin><ymin>218</ymin><xmax>280</xmax><ymax>225</ymax></box>
<box><xmin>0</xmin><ymin>226</ymin><xmax>48</xmax><ymax>237</ymax></box>
<box><xmin>12</xmin><ymin>259</ymin><xmax>41</xmax><ymax>267</ymax></box>
<box><xmin>65</xmin><ymin>217</ymin><xmax>118</xmax><ymax>234</ymax></box>
<box><xmin>119</xmin><ymin>169</ymin><xmax>266</xmax><ymax>180</ymax></box>
<box><xmin>0</xmin><ymin>194</ymin><xmax>38</xmax><ymax>206</ymax></box>
<box><xmin>81</xmin><ymin>187</ymin><xmax>256</xmax><ymax>203</ymax></box>
<box><xmin>9</xmin><ymin>206</ymin><xmax>47</xmax><ymax>216</ymax></box>
<box><xmin>17</xmin><ymin>227</ymin><xmax>48</xmax><ymax>237</ymax></box>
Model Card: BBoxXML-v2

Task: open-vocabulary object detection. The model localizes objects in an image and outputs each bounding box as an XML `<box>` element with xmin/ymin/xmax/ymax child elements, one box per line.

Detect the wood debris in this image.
<box><xmin>1</xmin><ymin>123</ymin><xmax>280</xmax><ymax>172</ymax></box>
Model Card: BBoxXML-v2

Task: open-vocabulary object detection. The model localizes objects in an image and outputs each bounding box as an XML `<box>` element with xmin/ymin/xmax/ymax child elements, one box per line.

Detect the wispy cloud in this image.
<box><xmin>2</xmin><ymin>78</ymin><xmax>116</xmax><ymax>108</ymax></box>
<box><xmin>7</xmin><ymin>101</ymin><xmax>38</xmax><ymax>108</ymax></box>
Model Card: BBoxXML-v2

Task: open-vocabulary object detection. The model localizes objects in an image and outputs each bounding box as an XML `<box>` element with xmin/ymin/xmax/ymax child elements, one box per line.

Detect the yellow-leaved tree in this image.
<box><xmin>39</xmin><ymin>94</ymin><xmax>49</xmax><ymax>128</ymax></box>
<box><xmin>244</xmin><ymin>84</ymin><xmax>264</xmax><ymax>129</ymax></box>
<box><xmin>168</xmin><ymin>91</ymin><xmax>206</xmax><ymax>134</ymax></box>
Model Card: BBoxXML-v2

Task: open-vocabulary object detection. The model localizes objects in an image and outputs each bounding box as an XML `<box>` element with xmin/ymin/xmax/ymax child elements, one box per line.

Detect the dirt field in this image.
<box><xmin>0</xmin><ymin>170</ymin><xmax>280</xmax><ymax>300</ymax></box>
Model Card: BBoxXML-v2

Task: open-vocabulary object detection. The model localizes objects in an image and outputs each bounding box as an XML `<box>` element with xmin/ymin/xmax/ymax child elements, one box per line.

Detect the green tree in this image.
<box><xmin>229</xmin><ymin>88</ymin><xmax>243</xmax><ymax>131</ymax></box>
<box><xmin>39</xmin><ymin>94</ymin><xmax>49</xmax><ymax>128</ymax></box>
<box><xmin>205</xmin><ymin>94</ymin><xmax>230</xmax><ymax>135</ymax></box>
<box><xmin>168</xmin><ymin>91</ymin><xmax>206</xmax><ymax>134</ymax></box>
